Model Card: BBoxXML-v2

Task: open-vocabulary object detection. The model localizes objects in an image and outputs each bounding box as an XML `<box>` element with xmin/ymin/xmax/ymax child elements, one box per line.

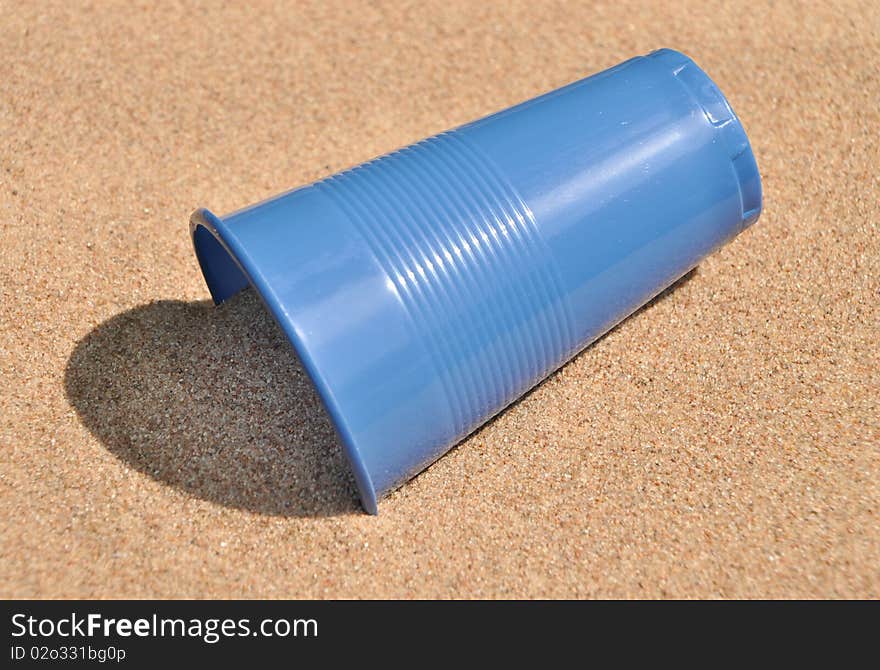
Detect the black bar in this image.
<box><xmin>1</xmin><ymin>600</ymin><xmax>874</xmax><ymax>665</ymax></box>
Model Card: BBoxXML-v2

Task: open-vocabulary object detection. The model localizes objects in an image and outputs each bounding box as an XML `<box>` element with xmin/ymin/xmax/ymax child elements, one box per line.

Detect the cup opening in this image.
<box><xmin>189</xmin><ymin>209</ymin><xmax>380</xmax><ymax>514</ymax></box>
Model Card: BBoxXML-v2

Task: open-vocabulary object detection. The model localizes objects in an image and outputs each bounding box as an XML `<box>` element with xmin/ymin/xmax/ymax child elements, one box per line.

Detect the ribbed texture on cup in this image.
<box><xmin>317</xmin><ymin>131</ymin><xmax>575</xmax><ymax>437</ymax></box>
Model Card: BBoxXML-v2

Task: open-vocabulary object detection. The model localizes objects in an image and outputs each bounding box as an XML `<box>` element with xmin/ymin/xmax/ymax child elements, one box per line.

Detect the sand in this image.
<box><xmin>1</xmin><ymin>0</ymin><xmax>878</xmax><ymax>598</ymax></box>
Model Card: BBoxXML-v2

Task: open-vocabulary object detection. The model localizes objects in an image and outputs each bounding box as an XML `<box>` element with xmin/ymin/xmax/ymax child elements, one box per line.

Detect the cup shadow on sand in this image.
<box><xmin>64</xmin><ymin>288</ymin><xmax>361</xmax><ymax>518</ymax></box>
<box><xmin>64</xmin><ymin>269</ymin><xmax>696</xmax><ymax>518</ymax></box>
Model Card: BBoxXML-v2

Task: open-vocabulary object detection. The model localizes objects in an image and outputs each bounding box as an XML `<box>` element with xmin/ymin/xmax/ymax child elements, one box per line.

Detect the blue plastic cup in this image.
<box><xmin>191</xmin><ymin>48</ymin><xmax>762</xmax><ymax>513</ymax></box>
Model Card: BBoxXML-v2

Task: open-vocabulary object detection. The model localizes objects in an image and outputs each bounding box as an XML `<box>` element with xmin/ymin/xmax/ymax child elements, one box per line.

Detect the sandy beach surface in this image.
<box><xmin>1</xmin><ymin>0</ymin><xmax>878</xmax><ymax>598</ymax></box>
